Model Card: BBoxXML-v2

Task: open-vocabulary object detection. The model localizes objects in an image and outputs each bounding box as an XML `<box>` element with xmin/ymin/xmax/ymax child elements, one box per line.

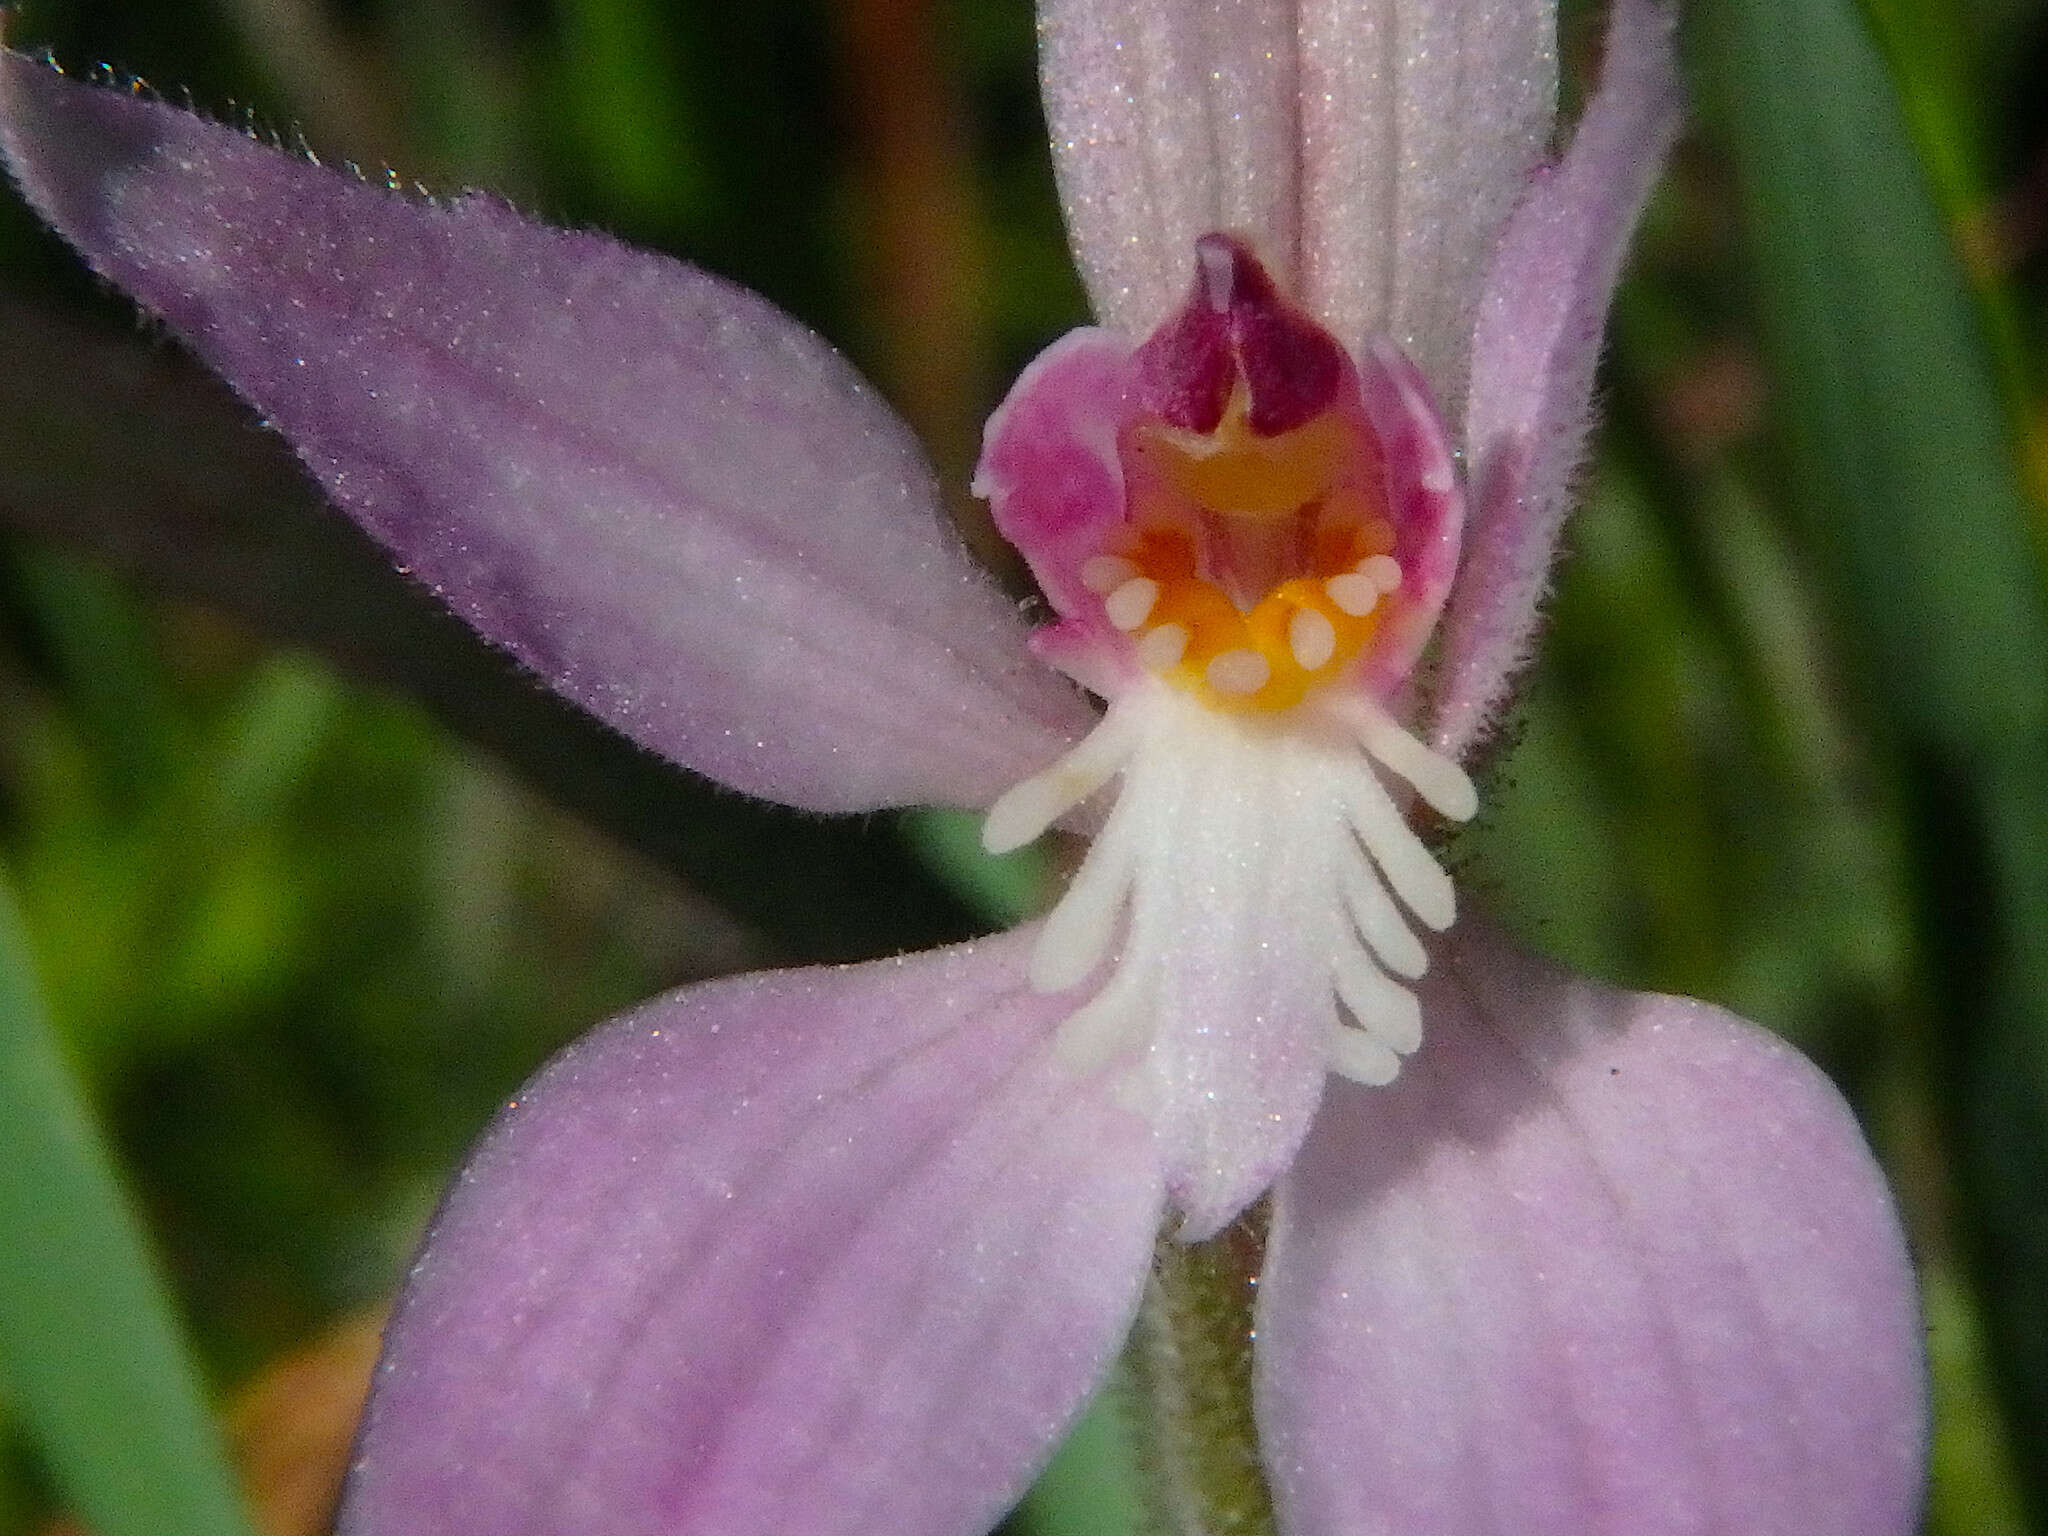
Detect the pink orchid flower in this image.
<box><xmin>0</xmin><ymin>0</ymin><xmax>1926</xmax><ymax>1532</ymax></box>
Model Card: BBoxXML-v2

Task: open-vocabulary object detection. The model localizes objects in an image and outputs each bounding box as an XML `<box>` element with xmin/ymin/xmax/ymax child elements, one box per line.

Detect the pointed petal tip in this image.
<box><xmin>0</xmin><ymin>48</ymin><xmax>1092</xmax><ymax>812</ymax></box>
<box><xmin>0</xmin><ymin>50</ymin><xmax>150</xmax><ymax>262</ymax></box>
<box><xmin>1133</xmin><ymin>234</ymin><xmax>1347</xmax><ymax>437</ymax></box>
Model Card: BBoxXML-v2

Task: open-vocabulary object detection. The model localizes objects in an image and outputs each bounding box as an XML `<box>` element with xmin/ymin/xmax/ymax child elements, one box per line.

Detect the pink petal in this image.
<box><xmin>1039</xmin><ymin>0</ymin><xmax>1302</xmax><ymax>337</ymax></box>
<box><xmin>1298</xmin><ymin>0</ymin><xmax>1557</xmax><ymax>416</ymax></box>
<box><xmin>0</xmin><ymin>51</ymin><xmax>1091</xmax><ymax>813</ymax></box>
<box><xmin>1255</xmin><ymin>926</ymin><xmax>1926</xmax><ymax>1536</ymax></box>
<box><xmin>342</xmin><ymin>927</ymin><xmax>1163</xmax><ymax>1536</ymax></box>
<box><xmin>976</xmin><ymin>305</ymin><xmax>1465</xmax><ymax>710</ymax></box>
<box><xmin>1039</xmin><ymin>0</ymin><xmax>1557</xmax><ymax>416</ymax></box>
<box><xmin>975</xmin><ymin>324</ymin><xmax>1145</xmax><ymax>685</ymax></box>
<box><xmin>1432</xmin><ymin>0</ymin><xmax>1683</xmax><ymax>761</ymax></box>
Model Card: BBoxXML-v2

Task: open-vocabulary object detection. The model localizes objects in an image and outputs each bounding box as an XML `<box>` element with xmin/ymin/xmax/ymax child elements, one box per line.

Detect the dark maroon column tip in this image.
<box><xmin>1133</xmin><ymin>234</ymin><xmax>1345</xmax><ymax>437</ymax></box>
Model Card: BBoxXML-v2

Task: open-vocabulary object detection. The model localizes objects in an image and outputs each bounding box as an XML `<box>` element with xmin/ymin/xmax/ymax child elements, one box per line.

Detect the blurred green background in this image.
<box><xmin>0</xmin><ymin>0</ymin><xmax>2043</xmax><ymax>1531</ymax></box>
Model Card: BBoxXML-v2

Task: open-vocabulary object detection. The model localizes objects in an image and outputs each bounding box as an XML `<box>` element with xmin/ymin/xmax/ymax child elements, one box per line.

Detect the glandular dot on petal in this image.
<box><xmin>1288</xmin><ymin>607</ymin><xmax>1337</xmax><ymax>671</ymax></box>
<box><xmin>1325</xmin><ymin>573</ymin><xmax>1379</xmax><ymax>618</ymax></box>
<box><xmin>1008</xmin><ymin>234</ymin><xmax>1439</xmax><ymax>718</ymax></box>
<box><xmin>1105</xmin><ymin>577</ymin><xmax>1160</xmax><ymax>631</ymax></box>
<box><xmin>1138</xmin><ymin>624</ymin><xmax>1189</xmax><ymax>670</ymax></box>
<box><xmin>1206</xmin><ymin>649</ymin><xmax>1270</xmax><ymax>696</ymax></box>
<box><xmin>1081</xmin><ymin>554</ymin><xmax>1139</xmax><ymax>594</ymax></box>
<box><xmin>1360</xmin><ymin>554</ymin><xmax>1403</xmax><ymax>592</ymax></box>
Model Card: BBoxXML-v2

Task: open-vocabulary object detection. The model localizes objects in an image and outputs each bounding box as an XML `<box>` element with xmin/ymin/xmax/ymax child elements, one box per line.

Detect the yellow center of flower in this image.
<box><xmin>1092</xmin><ymin>388</ymin><xmax>1401</xmax><ymax>713</ymax></box>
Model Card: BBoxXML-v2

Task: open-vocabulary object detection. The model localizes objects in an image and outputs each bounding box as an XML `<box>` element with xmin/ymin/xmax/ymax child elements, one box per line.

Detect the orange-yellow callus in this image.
<box><xmin>1134</xmin><ymin>398</ymin><xmax>1354</xmax><ymax>521</ymax></box>
<box><xmin>1128</xmin><ymin>571</ymin><xmax>1381</xmax><ymax>714</ymax></box>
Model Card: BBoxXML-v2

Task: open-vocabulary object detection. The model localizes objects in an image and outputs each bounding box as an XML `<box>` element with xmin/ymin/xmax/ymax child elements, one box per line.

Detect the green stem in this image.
<box><xmin>1123</xmin><ymin>1208</ymin><xmax>1280</xmax><ymax>1536</ymax></box>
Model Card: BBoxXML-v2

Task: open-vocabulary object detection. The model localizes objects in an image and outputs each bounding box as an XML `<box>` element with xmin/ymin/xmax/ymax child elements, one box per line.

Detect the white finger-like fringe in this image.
<box><xmin>1047</xmin><ymin>957</ymin><xmax>1153</xmax><ymax>1075</ymax></box>
<box><xmin>980</xmin><ymin>704</ymin><xmax>1143</xmax><ymax>854</ymax></box>
<box><xmin>1029</xmin><ymin>811</ymin><xmax>1139</xmax><ymax>993</ymax></box>
<box><xmin>1344</xmin><ymin>766</ymin><xmax>1458</xmax><ymax>932</ymax></box>
<box><xmin>1332</xmin><ymin>941</ymin><xmax>1423</xmax><ymax>1054</ymax></box>
<box><xmin>1342</xmin><ymin>857</ymin><xmax>1428</xmax><ymax>980</ymax></box>
<box><xmin>1325</xmin><ymin>1024</ymin><xmax>1401</xmax><ymax>1087</ymax></box>
<box><xmin>1328</xmin><ymin>692</ymin><xmax>1478</xmax><ymax>821</ymax></box>
<box><xmin>991</xmin><ymin>684</ymin><xmax>1474</xmax><ymax>1220</ymax></box>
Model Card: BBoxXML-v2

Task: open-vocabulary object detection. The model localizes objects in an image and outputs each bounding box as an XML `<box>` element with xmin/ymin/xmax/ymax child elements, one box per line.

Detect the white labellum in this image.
<box><xmin>982</xmin><ymin>684</ymin><xmax>1476</xmax><ymax>1089</ymax></box>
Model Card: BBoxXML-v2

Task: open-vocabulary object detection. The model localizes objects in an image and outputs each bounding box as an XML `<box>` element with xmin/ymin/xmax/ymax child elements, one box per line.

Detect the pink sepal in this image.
<box><xmin>1432</xmin><ymin>0</ymin><xmax>1682</xmax><ymax>760</ymax></box>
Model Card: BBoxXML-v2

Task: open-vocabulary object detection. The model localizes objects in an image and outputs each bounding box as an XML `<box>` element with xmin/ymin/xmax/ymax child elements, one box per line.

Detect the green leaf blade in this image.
<box><xmin>0</xmin><ymin>866</ymin><xmax>258</xmax><ymax>1536</ymax></box>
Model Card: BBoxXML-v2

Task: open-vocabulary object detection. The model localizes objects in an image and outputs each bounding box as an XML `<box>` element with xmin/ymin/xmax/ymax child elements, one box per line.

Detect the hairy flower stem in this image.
<box><xmin>1122</xmin><ymin>1204</ymin><xmax>1279</xmax><ymax>1536</ymax></box>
